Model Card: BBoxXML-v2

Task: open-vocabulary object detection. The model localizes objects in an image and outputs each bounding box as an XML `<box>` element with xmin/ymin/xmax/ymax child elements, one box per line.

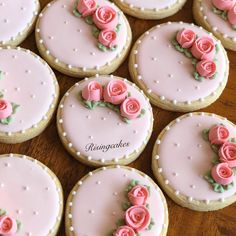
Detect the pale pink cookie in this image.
<box><xmin>65</xmin><ymin>166</ymin><xmax>168</xmax><ymax>235</ymax></box>
<box><xmin>129</xmin><ymin>22</ymin><xmax>229</xmax><ymax>112</ymax></box>
<box><xmin>0</xmin><ymin>154</ymin><xmax>63</xmax><ymax>236</ymax></box>
<box><xmin>57</xmin><ymin>75</ymin><xmax>153</xmax><ymax>167</ymax></box>
<box><xmin>0</xmin><ymin>47</ymin><xmax>59</xmax><ymax>144</ymax></box>
<box><xmin>0</xmin><ymin>0</ymin><xmax>40</xmax><ymax>46</ymax></box>
<box><xmin>152</xmin><ymin>112</ymin><xmax>236</xmax><ymax>211</ymax></box>
<box><xmin>35</xmin><ymin>0</ymin><xmax>132</xmax><ymax>78</ymax></box>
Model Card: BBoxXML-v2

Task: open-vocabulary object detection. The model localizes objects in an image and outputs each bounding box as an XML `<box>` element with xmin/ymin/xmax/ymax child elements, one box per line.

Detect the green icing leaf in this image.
<box><xmin>0</xmin><ymin>70</ymin><xmax>3</xmax><ymax>80</ymax></box>
<box><xmin>97</xmin><ymin>42</ymin><xmax>107</xmax><ymax>52</ymax></box>
<box><xmin>232</xmin><ymin>167</ymin><xmax>236</xmax><ymax>175</ymax></box>
<box><xmin>211</xmin><ymin>155</ymin><xmax>220</xmax><ymax>165</ymax></box>
<box><xmin>122</xmin><ymin>202</ymin><xmax>131</xmax><ymax>210</ymax></box>
<box><xmin>175</xmin><ymin>45</ymin><xmax>184</xmax><ymax>52</ymax></box>
<box><xmin>171</xmin><ymin>38</ymin><xmax>178</xmax><ymax>46</ymax></box>
<box><xmin>72</xmin><ymin>0</ymin><xmax>82</xmax><ymax>18</ymax></box>
<box><xmin>232</xmin><ymin>24</ymin><xmax>236</xmax><ymax>30</ymax></box>
<box><xmin>85</xmin><ymin>15</ymin><xmax>93</xmax><ymax>25</ymax></box>
<box><xmin>0</xmin><ymin>116</ymin><xmax>12</xmax><ymax>125</ymax></box>
<box><xmin>115</xmin><ymin>23</ymin><xmax>121</xmax><ymax>33</ymax></box>
<box><xmin>230</xmin><ymin>137</ymin><xmax>236</xmax><ymax>143</ymax></box>
<box><xmin>16</xmin><ymin>220</ymin><xmax>22</xmax><ymax>232</ymax></box>
<box><xmin>183</xmin><ymin>49</ymin><xmax>192</xmax><ymax>58</ymax></box>
<box><xmin>211</xmin><ymin>144</ymin><xmax>220</xmax><ymax>154</ymax></box>
<box><xmin>191</xmin><ymin>58</ymin><xmax>198</xmax><ymax>66</ymax></box>
<box><xmin>116</xmin><ymin>218</ymin><xmax>125</xmax><ymax>227</ymax></box>
<box><xmin>215</xmin><ymin>44</ymin><xmax>220</xmax><ymax>54</ymax></box>
<box><xmin>204</xmin><ymin>172</ymin><xmax>215</xmax><ymax>184</ymax></box>
<box><xmin>11</xmin><ymin>103</ymin><xmax>20</xmax><ymax>114</ymax></box>
<box><xmin>193</xmin><ymin>71</ymin><xmax>204</xmax><ymax>82</ymax></box>
<box><xmin>0</xmin><ymin>91</ymin><xmax>3</xmax><ymax>98</ymax></box>
<box><xmin>212</xmin><ymin>6</ymin><xmax>222</xmax><ymax>15</ymax></box>
<box><xmin>202</xmin><ymin>129</ymin><xmax>210</xmax><ymax>141</ymax></box>
<box><xmin>92</xmin><ymin>26</ymin><xmax>100</xmax><ymax>38</ymax></box>
<box><xmin>223</xmin><ymin>182</ymin><xmax>234</xmax><ymax>190</ymax></box>
<box><xmin>128</xmin><ymin>92</ymin><xmax>131</xmax><ymax>97</ymax></box>
<box><xmin>123</xmin><ymin>117</ymin><xmax>131</xmax><ymax>124</ymax></box>
<box><xmin>147</xmin><ymin>218</ymin><xmax>155</xmax><ymax>230</ymax></box>
<box><xmin>213</xmin><ymin>183</ymin><xmax>224</xmax><ymax>193</ymax></box>
<box><xmin>0</xmin><ymin>209</ymin><xmax>6</xmax><ymax>216</ymax></box>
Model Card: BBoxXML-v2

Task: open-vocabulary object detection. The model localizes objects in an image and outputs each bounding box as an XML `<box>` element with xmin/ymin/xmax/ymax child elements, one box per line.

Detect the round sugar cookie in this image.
<box><xmin>57</xmin><ymin>75</ymin><xmax>153</xmax><ymax>167</ymax></box>
<box><xmin>0</xmin><ymin>154</ymin><xmax>63</xmax><ymax>236</ymax></box>
<box><xmin>113</xmin><ymin>0</ymin><xmax>187</xmax><ymax>20</ymax></box>
<box><xmin>129</xmin><ymin>22</ymin><xmax>229</xmax><ymax>112</ymax></box>
<box><xmin>152</xmin><ymin>112</ymin><xmax>236</xmax><ymax>211</ymax></box>
<box><xmin>193</xmin><ymin>0</ymin><xmax>236</xmax><ymax>51</ymax></box>
<box><xmin>0</xmin><ymin>46</ymin><xmax>59</xmax><ymax>144</ymax></box>
<box><xmin>36</xmin><ymin>0</ymin><xmax>132</xmax><ymax>78</ymax></box>
<box><xmin>0</xmin><ymin>0</ymin><xmax>40</xmax><ymax>46</ymax></box>
<box><xmin>65</xmin><ymin>166</ymin><xmax>168</xmax><ymax>236</ymax></box>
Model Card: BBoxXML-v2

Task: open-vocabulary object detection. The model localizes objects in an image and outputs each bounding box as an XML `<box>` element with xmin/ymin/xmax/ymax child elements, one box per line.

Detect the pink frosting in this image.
<box><xmin>113</xmin><ymin>226</ymin><xmax>136</xmax><ymax>236</ymax></box>
<box><xmin>120</xmin><ymin>98</ymin><xmax>141</xmax><ymax>120</ymax></box>
<box><xmin>211</xmin><ymin>163</ymin><xmax>234</xmax><ymax>185</ymax></box>
<box><xmin>196</xmin><ymin>60</ymin><xmax>217</xmax><ymax>79</ymax></box>
<box><xmin>208</xmin><ymin>125</ymin><xmax>230</xmax><ymax>145</ymax></box>
<box><xmin>0</xmin><ymin>99</ymin><xmax>13</xmax><ymax>119</ymax></box>
<box><xmin>77</xmin><ymin>0</ymin><xmax>97</xmax><ymax>17</ymax></box>
<box><xmin>176</xmin><ymin>29</ymin><xmax>196</xmax><ymax>48</ymax></box>
<box><xmin>98</xmin><ymin>29</ymin><xmax>117</xmax><ymax>48</ymax></box>
<box><xmin>219</xmin><ymin>142</ymin><xmax>236</xmax><ymax>167</ymax></box>
<box><xmin>82</xmin><ymin>81</ymin><xmax>103</xmax><ymax>101</ymax></box>
<box><xmin>128</xmin><ymin>185</ymin><xmax>149</xmax><ymax>206</ymax></box>
<box><xmin>93</xmin><ymin>6</ymin><xmax>118</xmax><ymax>30</ymax></box>
<box><xmin>125</xmin><ymin>205</ymin><xmax>150</xmax><ymax>232</ymax></box>
<box><xmin>212</xmin><ymin>0</ymin><xmax>235</xmax><ymax>11</ymax></box>
<box><xmin>103</xmin><ymin>80</ymin><xmax>127</xmax><ymax>105</ymax></box>
<box><xmin>191</xmin><ymin>36</ymin><xmax>215</xmax><ymax>61</ymax></box>
<box><xmin>228</xmin><ymin>5</ymin><xmax>236</xmax><ymax>25</ymax></box>
<box><xmin>0</xmin><ymin>215</ymin><xmax>17</xmax><ymax>235</ymax></box>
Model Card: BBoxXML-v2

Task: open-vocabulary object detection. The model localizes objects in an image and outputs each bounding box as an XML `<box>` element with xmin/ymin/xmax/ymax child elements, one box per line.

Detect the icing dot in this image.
<box><xmin>89</xmin><ymin>135</ymin><xmax>93</xmax><ymax>139</ymax></box>
<box><xmin>78</xmin><ymin>181</ymin><xmax>83</xmax><ymax>186</ymax></box>
<box><xmin>175</xmin><ymin>190</ymin><xmax>179</xmax><ymax>195</ymax></box>
<box><xmin>178</xmin><ymin>60</ymin><xmax>184</xmax><ymax>64</ymax></box>
<box><xmin>72</xmin><ymin>191</ymin><xmax>76</xmax><ymax>195</ymax></box>
<box><xmin>70</xmin><ymin>226</ymin><xmax>74</xmax><ymax>231</ymax></box>
<box><xmin>69</xmin><ymin>202</ymin><xmax>73</xmax><ymax>206</ymax></box>
<box><xmin>168</xmin><ymin>74</ymin><xmax>173</xmax><ymax>78</ymax></box>
<box><xmin>152</xmin><ymin>57</ymin><xmax>157</xmax><ymax>61</ymax></box>
<box><xmin>155</xmin><ymin>155</ymin><xmax>160</xmax><ymax>160</ymax></box>
<box><xmin>23</xmin><ymin>186</ymin><xmax>29</xmax><ymax>191</ymax></box>
<box><xmin>156</xmin><ymin>139</ymin><xmax>161</xmax><ymax>145</ymax></box>
<box><xmin>112</xmin><ymin>211</ymin><xmax>116</xmax><ymax>216</ymax></box>
<box><xmin>86</xmin><ymin>115</ymin><xmax>91</xmax><ymax>119</ymax></box>
<box><xmin>158</xmin><ymin>168</ymin><xmax>162</xmax><ymax>173</ymax></box>
<box><xmin>187</xmin><ymin>156</ymin><xmax>193</xmax><ymax>160</ymax></box>
<box><xmin>0</xmin><ymin>183</ymin><xmax>4</xmax><ymax>187</ymax></box>
<box><xmin>77</xmin><ymin>29</ymin><xmax>82</xmax><ymax>33</ymax></box>
<box><xmin>33</xmin><ymin>211</ymin><xmax>39</xmax><ymax>215</ymax></box>
<box><xmin>113</xmin><ymin>192</ymin><xmax>118</xmax><ymax>196</ymax></box>
<box><xmin>205</xmin><ymin>199</ymin><xmax>210</xmax><ymax>204</ymax></box>
<box><xmin>188</xmin><ymin>197</ymin><xmax>193</xmax><ymax>202</ymax></box>
<box><xmin>68</xmin><ymin>214</ymin><xmax>72</xmax><ymax>219</ymax></box>
<box><xmin>100</xmin><ymin>159</ymin><xmax>105</xmax><ymax>163</ymax></box>
<box><xmin>197</xmin><ymin>123</ymin><xmax>201</xmax><ymax>127</ymax></box>
<box><xmin>4</xmin><ymin>163</ymin><xmax>10</xmax><ymax>167</ymax></box>
<box><xmin>123</xmin><ymin>174</ymin><xmax>128</xmax><ymax>177</ymax></box>
<box><xmin>220</xmin><ymin>198</ymin><xmax>225</xmax><ymax>202</ymax></box>
<box><xmin>87</xmin><ymin>156</ymin><xmax>92</xmax><ymax>160</ymax></box>
<box><xmin>96</xmin><ymin>181</ymin><xmax>101</xmax><ymax>185</ymax></box>
<box><xmin>16</xmin><ymin>209</ymin><xmax>22</xmax><ymax>214</ymax></box>
<box><xmin>117</xmin><ymin>122</ymin><xmax>122</xmax><ymax>126</ymax></box>
<box><xmin>154</xmin><ymin>80</ymin><xmax>159</xmax><ymax>84</ymax></box>
<box><xmin>88</xmin><ymin>172</ymin><xmax>93</xmax><ymax>176</ymax></box>
<box><xmin>27</xmin><ymin>232</ymin><xmax>32</xmax><ymax>236</ymax></box>
<box><xmin>195</xmin><ymin>85</ymin><xmax>200</xmax><ymax>90</ymax></box>
<box><xmin>165</xmin><ymin>180</ymin><xmax>169</xmax><ymax>185</ymax></box>
<box><xmin>89</xmin><ymin>210</ymin><xmax>95</xmax><ymax>214</ymax></box>
<box><xmin>190</xmin><ymin>185</ymin><xmax>196</xmax><ymax>189</ymax></box>
<box><xmin>197</xmin><ymin>144</ymin><xmax>202</xmax><ymax>148</ymax></box>
<box><xmin>76</xmin><ymin>152</ymin><xmax>81</xmax><ymax>156</ymax></box>
<box><xmin>30</xmin><ymin>94</ymin><xmax>36</xmax><ymax>99</ymax></box>
<box><xmin>41</xmin><ymin>81</ymin><xmax>46</xmax><ymax>85</ymax></box>
<box><xmin>25</xmin><ymin>69</ymin><xmax>31</xmax><ymax>74</ymax></box>
<box><xmin>101</xmin><ymin>117</ymin><xmax>106</xmax><ymax>121</ymax></box>
<box><xmin>151</xmin><ymin>36</ymin><xmax>157</xmax><ymax>40</ymax></box>
<box><xmin>173</xmin><ymin>172</ymin><xmax>178</xmax><ymax>177</ymax></box>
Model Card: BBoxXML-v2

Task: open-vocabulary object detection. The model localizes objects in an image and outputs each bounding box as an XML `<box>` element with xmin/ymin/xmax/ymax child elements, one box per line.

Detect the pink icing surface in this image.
<box><xmin>135</xmin><ymin>22</ymin><xmax>227</xmax><ymax>102</ymax></box>
<box><xmin>157</xmin><ymin>113</ymin><xmax>236</xmax><ymax>201</ymax></box>
<box><xmin>0</xmin><ymin>48</ymin><xmax>57</xmax><ymax>133</ymax></box>
<box><xmin>0</xmin><ymin>155</ymin><xmax>61</xmax><ymax>236</ymax></box>
<box><xmin>60</xmin><ymin>76</ymin><xmax>153</xmax><ymax>161</ymax></box>
<box><xmin>0</xmin><ymin>0</ymin><xmax>39</xmax><ymax>43</ymax></box>
<box><xmin>38</xmin><ymin>0</ymin><xmax>128</xmax><ymax>68</ymax></box>
<box><xmin>70</xmin><ymin>167</ymin><xmax>167</xmax><ymax>235</ymax></box>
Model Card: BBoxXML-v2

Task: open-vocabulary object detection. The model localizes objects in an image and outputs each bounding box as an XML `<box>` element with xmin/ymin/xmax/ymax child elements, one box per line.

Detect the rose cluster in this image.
<box><xmin>82</xmin><ymin>80</ymin><xmax>142</xmax><ymax>120</ymax></box>
<box><xmin>0</xmin><ymin>214</ymin><xmax>18</xmax><ymax>235</ymax></box>
<box><xmin>208</xmin><ymin>125</ymin><xmax>236</xmax><ymax>186</ymax></box>
<box><xmin>176</xmin><ymin>29</ymin><xmax>217</xmax><ymax>79</ymax></box>
<box><xmin>77</xmin><ymin>0</ymin><xmax>118</xmax><ymax>48</ymax></box>
<box><xmin>113</xmin><ymin>184</ymin><xmax>151</xmax><ymax>236</ymax></box>
<box><xmin>0</xmin><ymin>99</ymin><xmax>13</xmax><ymax>120</ymax></box>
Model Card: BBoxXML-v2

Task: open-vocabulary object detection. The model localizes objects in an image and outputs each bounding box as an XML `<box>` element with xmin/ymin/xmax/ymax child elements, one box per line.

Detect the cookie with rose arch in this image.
<box><xmin>193</xmin><ymin>0</ymin><xmax>236</xmax><ymax>51</ymax></box>
<box><xmin>35</xmin><ymin>0</ymin><xmax>132</xmax><ymax>78</ymax></box>
<box><xmin>152</xmin><ymin>112</ymin><xmax>236</xmax><ymax>211</ymax></box>
<box><xmin>65</xmin><ymin>166</ymin><xmax>169</xmax><ymax>236</ymax></box>
<box><xmin>57</xmin><ymin>75</ymin><xmax>153</xmax><ymax>167</ymax></box>
<box><xmin>129</xmin><ymin>22</ymin><xmax>229</xmax><ymax>112</ymax></box>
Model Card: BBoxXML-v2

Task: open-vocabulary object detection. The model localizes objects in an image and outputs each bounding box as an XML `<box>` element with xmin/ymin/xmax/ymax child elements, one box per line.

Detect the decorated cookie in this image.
<box><xmin>57</xmin><ymin>75</ymin><xmax>153</xmax><ymax>167</ymax></box>
<box><xmin>0</xmin><ymin>0</ymin><xmax>40</xmax><ymax>46</ymax></box>
<box><xmin>65</xmin><ymin>166</ymin><xmax>168</xmax><ymax>235</ymax></box>
<box><xmin>35</xmin><ymin>0</ymin><xmax>132</xmax><ymax>78</ymax></box>
<box><xmin>113</xmin><ymin>0</ymin><xmax>187</xmax><ymax>20</ymax></box>
<box><xmin>0</xmin><ymin>154</ymin><xmax>63</xmax><ymax>235</ymax></box>
<box><xmin>129</xmin><ymin>22</ymin><xmax>229</xmax><ymax>112</ymax></box>
<box><xmin>193</xmin><ymin>0</ymin><xmax>236</xmax><ymax>51</ymax></box>
<box><xmin>0</xmin><ymin>46</ymin><xmax>59</xmax><ymax>144</ymax></box>
<box><xmin>152</xmin><ymin>112</ymin><xmax>236</xmax><ymax>211</ymax></box>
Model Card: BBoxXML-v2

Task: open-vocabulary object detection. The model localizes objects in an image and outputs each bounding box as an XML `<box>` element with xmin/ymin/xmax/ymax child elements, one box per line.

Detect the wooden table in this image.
<box><xmin>2</xmin><ymin>0</ymin><xmax>236</xmax><ymax>235</ymax></box>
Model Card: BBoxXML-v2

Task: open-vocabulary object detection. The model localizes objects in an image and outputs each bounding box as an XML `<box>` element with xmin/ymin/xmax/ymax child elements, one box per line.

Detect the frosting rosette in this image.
<box><xmin>211</xmin><ymin>163</ymin><xmax>234</xmax><ymax>185</ymax></box>
<box><xmin>228</xmin><ymin>5</ymin><xmax>236</xmax><ymax>25</ymax></box>
<box><xmin>176</xmin><ymin>29</ymin><xmax>196</xmax><ymax>48</ymax></box>
<box><xmin>208</xmin><ymin>125</ymin><xmax>230</xmax><ymax>145</ymax></box>
<box><xmin>120</xmin><ymin>98</ymin><xmax>141</xmax><ymax>120</ymax></box>
<box><xmin>113</xmin><ymin>226</ymin><xmax>136</xmax><ymax>236</ymax></box>
<box><xmin>125</xmin><ymin>205</ymin><xmax>150</xmax><ymax>232</ymax></box>
<box><xmin>196</xmin><ymin>60</ymin><xmax>216</xmax><ymax>79</ymax></box>
<box><xmin>98</xmin><ymin>29</ymin><xmax>117</xmax><ymax>48</ymax></box>
<box><xmin>191</xmin><ymin>36</ymin><xmax>215</xmax><ymax>61</ymax></box>
<box><xmin>82</xmin><ymin>81</ymin><xmax>103</xmax><ymax>101</ymax></box>
<box><xmin>103</xmin><ymin>80</ymin><xmax>127</xmax><ymax>105</ymax></box>
<box><xmin>128</xmin><ymin>185</ymin><xmax>149</xmax><ymax>206</ymax></box>
<box><xmin>0</xmin><ymin>215</ymin><xmax>18</xmax><ymax>235</ymax></box>
<box><xmin>212</xmin><ymin>0</ymin><xmax>235</xmax><ymax>11</ymax></box>
<box><xmin>77</xmin><ymin>0</ymin><xmax>97</xmax><ymax>17</ymax></box>
<box><xmin>219</xmin><ymin>142</ymin><xmax>236</xmax><ymax>167</ymax></box>
<box><xmin>0</xmin><ymin>99</ymin><xmax>12</xmax><ymax>119</ymax></box>
<box><xmin>93</xmin><ymin>6</ymin><xmax>118</xmax><ymax>30</ymax></box>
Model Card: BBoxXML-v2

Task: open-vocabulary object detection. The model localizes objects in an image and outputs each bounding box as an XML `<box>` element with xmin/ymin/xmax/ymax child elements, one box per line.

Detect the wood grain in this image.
<box><xmin>1</xmin><ymin>0</ymin><xmax>236</xmax><ymax>235</ymax></box>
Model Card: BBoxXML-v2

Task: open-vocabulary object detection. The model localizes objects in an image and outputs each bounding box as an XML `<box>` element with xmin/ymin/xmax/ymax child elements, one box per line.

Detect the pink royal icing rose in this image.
<box><xmin>128</xmin><ymin>185</ymin><xmax>149</xmax><ymax>206</ymax></box>
<box><xmin>82</xmin><ymin>81</ymin><xmax>103</xmax><ymax>101</ymax></box>
<box><xmin>120</xmin><ymin>98</ymin><xmax>141</xmax><ymax>120</ymax></box>
<box><xmin>211</xmin><ymin>163</ymin><xmax>234</xmax><ymax>185</ymax></box>
<box><xmin>113</xmin><ymin>226</ymin><xmax>136</xmax><ymax>236</ymax></box>
<box><xmin>219</xmin><ymin>142</ymin><xmax>236</xmax><ymax>167</ymax></box>
<box><xmin>77</xmin><ymin>0</ymin><xmax>97</xmax><ymax>17</ymax></box>
<box><xmin>191</xmin><ymin>36</ymin><xmax>215</xmax><ymax>61</ymax></box>
<box><xmin>208</xmin><ymin>125</ymin><xmax>230</xmax><ymax>145</ymax></box>
<box><xmin>0</xmin><ymin>99</ymin><xmax>13</xmax><ymax>119</ymax></box>
<box><xmin>98</xmin><ymin>29</ymin><xmax>117</xmax><ymax>48</ymax></box>
<box><xmin>212</xmin><ymin>0</ymin><xmax>235</xmax><ymax>11</ymax></box>
<box><xmin>196</xmin><ymin>60</ymin><xmax>216</xmax><ymax>78</ymax></box>
<box><xmin>93</xmin><ymin>6</ymin><xmax>118</xmax><ymax>30</ymax></box>
<box><xmin>228</xmin><ymin>5</ymin><xmax>236</xmax><ymax>25</ymax></box>
<box><xmin>176</xmin><ymin>29</ymin><xmax>196</xmax><ymax>48</ymax></box>
<box><xmin>103</xmin><ymin>80</ymin><xmax>127</xmax><ymax>105</ymax></box>
<box><xmin>0</xmin><ymin>216</ymin><xmax>17</xmax><ymax>235</ymax></box>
